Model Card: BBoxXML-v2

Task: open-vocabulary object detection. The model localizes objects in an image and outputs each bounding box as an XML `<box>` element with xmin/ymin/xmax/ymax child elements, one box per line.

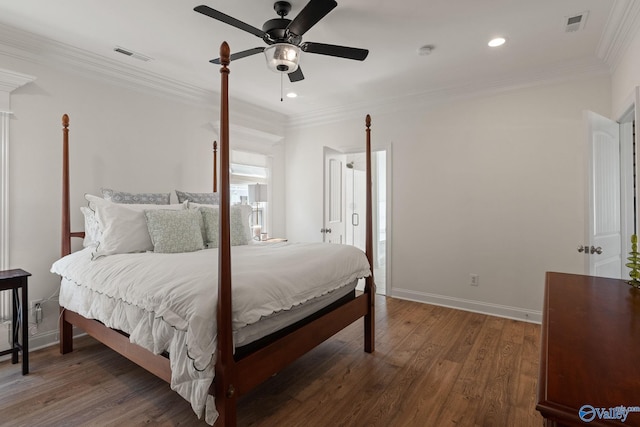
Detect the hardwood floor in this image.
<box><xmin>0</xmin><ymin>296</ymin><xmax>542</xmax><ymax>426</ymax></box>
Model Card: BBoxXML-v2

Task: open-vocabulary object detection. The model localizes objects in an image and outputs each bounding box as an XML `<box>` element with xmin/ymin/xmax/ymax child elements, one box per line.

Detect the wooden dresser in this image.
<box><xmin>537</xmin><ymin>272</ymin><xmax>640</xmax><ymax>426</ymax></box>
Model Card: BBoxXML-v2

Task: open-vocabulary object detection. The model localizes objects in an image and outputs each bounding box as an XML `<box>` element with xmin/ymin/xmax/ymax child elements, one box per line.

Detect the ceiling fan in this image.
<box><xmin>194</xmin><ymin>0</ymin><xmax>369</xmax><ymax>82</ymax></box>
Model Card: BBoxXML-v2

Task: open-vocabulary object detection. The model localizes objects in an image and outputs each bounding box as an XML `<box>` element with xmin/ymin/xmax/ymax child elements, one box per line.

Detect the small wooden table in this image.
<box><xmin>0</xmin><ymin>269</ymin><xmax>30</xmax><ymax>375</ymax></box>
<box><xmin>537</xmin><ymin>272</ymin><xmax>640</xmax><ymax>426</ymax></box>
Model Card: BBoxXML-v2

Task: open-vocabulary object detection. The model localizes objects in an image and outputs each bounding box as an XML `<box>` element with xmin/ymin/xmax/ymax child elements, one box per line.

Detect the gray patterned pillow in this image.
<box><xmin>176</xmin><ymin>190</ymin><xmax>219</xmax><ymax>205</ymax></box>
<box><xmin>102</xmin><ymin>188</ymin><xmax>170</xmax><ymax>205</ymax></box>
<box><xmin>199</xmin><ymin>205</ymin><xmax>251</xmax><ymax>247</ymax></box>
<box><xmin>144</xmin><ymin>209</ymin><xmax>204</xmax><ymax>253</ymax></box>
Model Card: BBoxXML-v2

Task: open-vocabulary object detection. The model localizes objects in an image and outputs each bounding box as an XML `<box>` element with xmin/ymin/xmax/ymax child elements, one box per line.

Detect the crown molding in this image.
<box><xmin>209</xmin><ymin>121</ymin><xmax>284</xmax><ymax>155</ymax></box>
<box><xmin>0</xmin><ymin>23</ymin><xmax>286</xmax><ymax>130</ymax></box>
<box><xmin>286</xmin><ymin>57</ymin><xmax>610</xmax><ymax>129</ymax></box>
<box><xmin>0</xmin><ymin>23</ymin><xmax>214</xmax><ymax>106</ymax></box>
<box><xmin>0</xmin><ymin>67</ymin><xmax>36</xmax><ymax>112</ymax></box>
<box><xmin>0</xmin><ymin>15</ymin><xmax>623</xmax><ymax>132</ymax></box>
<box><xmin>0</xmin><ymin>67</ymin><xmax>36</xmax><ymax>94</ymax></box>
<box><xmin>597</xmin><ymin>0</ymin><xmax>640</xmax><ymax>72</ymax></box>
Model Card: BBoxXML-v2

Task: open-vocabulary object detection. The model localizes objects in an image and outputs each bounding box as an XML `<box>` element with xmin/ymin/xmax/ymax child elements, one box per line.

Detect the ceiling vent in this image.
<box><xmin>564</xmin><ymin>11</ymin><xmax>589</xmax><ymax>33</ymax></box>
<box><xmin>113</xmin><ymin>46</ymin><xmax>152</xmax><ymax>62</ymax></box>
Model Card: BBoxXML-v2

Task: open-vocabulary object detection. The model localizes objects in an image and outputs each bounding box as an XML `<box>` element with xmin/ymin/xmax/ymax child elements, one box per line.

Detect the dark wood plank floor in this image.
<box><xmin>0</xmin><ymin>296</ymin><xmax>542</xmax><ymax>426</ymax></box>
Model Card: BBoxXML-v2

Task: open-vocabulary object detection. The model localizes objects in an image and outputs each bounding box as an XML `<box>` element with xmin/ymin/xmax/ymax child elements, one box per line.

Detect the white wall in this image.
<box><xmin>2</xmin><ymin>53</ymin><xmax>286</xmax><ymax>348</ymax></box>
<box><xmin>285</xmin><ymin>75</ymin><xmax>611</xmax><ymax>322</ymax></box>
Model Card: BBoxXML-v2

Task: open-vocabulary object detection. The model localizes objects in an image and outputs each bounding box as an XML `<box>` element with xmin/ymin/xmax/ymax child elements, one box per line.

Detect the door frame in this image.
<box><xmin>616</xmin><ymin>87</ymin><xmax>640</xmax><ymax>277</ymax></box>
<box><xmin>592</xmin><ymin>86</ymin><xmax>640</xmax><ymax>277</ymax></box>
<box><xmin>323</xmin><ymin>143</ymin><xmax>393</xmax><ymax>296</ymax></box>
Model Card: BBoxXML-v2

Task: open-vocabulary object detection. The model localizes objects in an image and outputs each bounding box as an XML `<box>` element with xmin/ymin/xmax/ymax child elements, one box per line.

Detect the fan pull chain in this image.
<box><xmin>280</xmin><ymin>73</ymin><xmax>284</xmax><ymax>102</ymax></box>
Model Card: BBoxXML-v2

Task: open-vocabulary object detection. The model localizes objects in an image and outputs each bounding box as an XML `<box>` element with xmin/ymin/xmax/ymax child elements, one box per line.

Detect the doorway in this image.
<box><xmin>323</xmin><ymin>146</ymin><xmax>390</xmax><ymax>295</ymax></box>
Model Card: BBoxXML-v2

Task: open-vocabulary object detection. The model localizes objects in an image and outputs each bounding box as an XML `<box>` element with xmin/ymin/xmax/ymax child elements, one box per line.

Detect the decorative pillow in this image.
<box><xmin>176</xmin><ymin>190</ymin><xmax>219</xmax><ymax>205</ymax></box>
<box><xmin>102</xmin><ymin>188</ymin><xmax>171</xmax><ymax>205</ymax></box>
<box><xmin>198</xmin><ymin>204</ymin><xmax>252</xmax><ymax>247</ymax></box>
<box><xmin>85</xmin><ymin>194</ymin><xmax>185</xmax><ymax>259</ymax></box>
<box><xmin>80</xmin><ymin>206</ymin><xmax>101</xmax><ymax>247</ymax></box>
<box><xmin>144</xmin><ymin>209</ymin><xmax>204</xmax><ymax>253</ymax></box>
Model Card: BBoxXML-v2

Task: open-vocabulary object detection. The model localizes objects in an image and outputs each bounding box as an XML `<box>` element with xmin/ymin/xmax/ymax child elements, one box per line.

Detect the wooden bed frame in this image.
<box><xmin>58</xmin><ymin>41</ymin><xmax>375</xmax><ymax>427</ymax></box>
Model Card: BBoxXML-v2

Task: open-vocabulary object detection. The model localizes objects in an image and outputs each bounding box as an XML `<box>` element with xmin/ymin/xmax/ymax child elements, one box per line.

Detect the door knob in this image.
<box><xmin>578</xmin><ymin>245</ymin><xmax>586</xmax><ymax>253</ymax></box>
<box><xmin>320</xmin><ymin>228</ymin><xmax>333</xmax><ymax>234</ymax></box>
<box><xmin>590</xmin><ymin>246</ymin><xmax>603</xmax><ymax>254</ymax></box>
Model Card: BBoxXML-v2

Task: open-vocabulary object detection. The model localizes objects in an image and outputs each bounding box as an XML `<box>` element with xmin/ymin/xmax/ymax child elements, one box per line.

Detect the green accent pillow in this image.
<box><xmin>144</xmin><ymin>209</ymin><xmax>204</xmax><ymax>253</ymax></box>
<box><xmin>199</xmin><ymin>205</ymin><xmax>250</xmax><ymax>247</ymax></box>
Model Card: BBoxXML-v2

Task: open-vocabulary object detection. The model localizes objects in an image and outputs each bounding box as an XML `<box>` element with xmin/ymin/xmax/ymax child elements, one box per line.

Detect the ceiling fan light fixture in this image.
<box><xmin>264</xmin><ymin>43</ymin><xmax>301</xmax><ymax>73</ymax></box>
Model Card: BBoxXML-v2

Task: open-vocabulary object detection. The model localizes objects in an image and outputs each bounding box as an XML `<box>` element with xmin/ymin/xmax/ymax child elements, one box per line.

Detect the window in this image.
<box><xmin>230</xmin><ymin>150</ymin><xmax>271</xmax><ymax>237</ymax></box>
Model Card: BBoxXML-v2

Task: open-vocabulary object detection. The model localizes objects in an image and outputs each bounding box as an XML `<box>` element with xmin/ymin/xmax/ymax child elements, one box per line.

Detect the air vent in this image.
<box><xmin>564</xmin><ymin>11</ymin><xmax>589</xmax><ymax>33</ymax></box>
<box><xmin>113</xmin><ymin>46</ymin><xmax>152</xmax><ymax>62</ymax></box>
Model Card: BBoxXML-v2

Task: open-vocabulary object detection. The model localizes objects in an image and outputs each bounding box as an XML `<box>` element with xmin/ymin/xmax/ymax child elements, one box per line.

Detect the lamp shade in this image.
<box><xmin>248</xmin><ymin>183</ymin><xmax>268</xmax><ymax>203</ymax></box>
<box><xmin>264</xmin><ymin>43</ymin><xmax>300</xmax><ymax>73</ymax></box>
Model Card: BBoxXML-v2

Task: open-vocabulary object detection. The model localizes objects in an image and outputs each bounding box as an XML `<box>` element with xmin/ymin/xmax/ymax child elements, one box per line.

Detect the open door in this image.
<box><xmin>323</xmin><ymin>147</ymin><xmax>346</xmax><ymax>243</ymax></box>
<box><xmin>586</xmin><ymin>110</ymin><xmax>621</xmax><ymax>278</ymax></box>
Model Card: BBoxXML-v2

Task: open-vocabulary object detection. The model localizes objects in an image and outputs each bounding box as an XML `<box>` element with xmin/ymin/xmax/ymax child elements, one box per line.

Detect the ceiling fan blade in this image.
<box><xmin>288</xmin><ymin>67</ymin><xmax>305</xmax><ymax>82</ymax></box>
<box><xmin>194</xmin><ymin>5</ymin><xmax>266</xmax><ymax>38</ymax></box>
<box><xmin>301</xmin><ymin>42</ymin><xmax>369</xmax><ymax>61</ymax></box>
<box><xmin>210</xmin><ymin>47</ymin><xmax>265</xmax><ymax>64</ymax></box>
<box><xmin>287</xmin><ymin>0</ymin><xmax>337</xmax><ymax>37</ymax></box>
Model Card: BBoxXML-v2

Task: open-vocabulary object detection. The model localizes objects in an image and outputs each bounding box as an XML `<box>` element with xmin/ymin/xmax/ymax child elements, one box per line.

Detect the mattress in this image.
<box><xmin>51</xmin><ymin>242</ymin><xmax>371</xmax><ymax>425</ymax></box>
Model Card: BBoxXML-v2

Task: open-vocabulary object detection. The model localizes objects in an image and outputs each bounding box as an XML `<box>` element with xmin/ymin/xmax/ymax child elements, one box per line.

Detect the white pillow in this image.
<box><xmin>80</xmin><ymin>206</ymin><xmax>101</xmax><ymax>248</ymax></box>
<box><xmin>85</xmin><ymin>194</ymin><xmax>186</xmax><ymax>259</ymax></box>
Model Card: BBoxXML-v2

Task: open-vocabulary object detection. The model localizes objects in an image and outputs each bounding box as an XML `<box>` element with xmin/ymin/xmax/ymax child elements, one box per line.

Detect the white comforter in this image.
<box><xmin>51</xmin><ymin>242</ymin><xmax>371</xmax><ymax>425</ymax></box>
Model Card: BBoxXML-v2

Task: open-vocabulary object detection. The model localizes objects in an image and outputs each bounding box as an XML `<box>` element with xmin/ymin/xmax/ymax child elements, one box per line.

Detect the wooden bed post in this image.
<box><xmin>61</xmin><ymin>114</ymin><xmax>71</xmax><ymax>257</ymax></box>
<box><xmin>364</xmin><ymin>114</ymin><xmax>375</xmax><ymax>353</ymax></box>
<box><xmin>214</xmin><ymin>41</ymin><xmax>238</xmax><ymax>427</ymax></box>
<box><xmin>60</xmin><ymin>114</ymin><xmax>73</xmax><ymax>354</ymax></box>
<box><xmin>213</xmin><ymin>140</ymin><xmax>218</xmax><ymax>193</ymax></box>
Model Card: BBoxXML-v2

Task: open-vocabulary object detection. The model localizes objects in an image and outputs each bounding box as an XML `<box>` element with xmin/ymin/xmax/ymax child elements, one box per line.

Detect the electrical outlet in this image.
<box><xmin>30</xmin><ymin>300</ymin><xmax>44</xmax><ymax>324</ymax></box>
<box><xmin>470</xmin><ymin>274</ymin><xmax>479</xmax><ymax>286</ymax></box>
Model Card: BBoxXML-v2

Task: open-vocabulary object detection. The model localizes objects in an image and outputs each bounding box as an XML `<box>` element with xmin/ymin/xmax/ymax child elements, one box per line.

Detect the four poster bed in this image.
<box><xmin>53</xmin><ymin>42</ymin><xmax>375</xmax><ymax>426</ymax></box>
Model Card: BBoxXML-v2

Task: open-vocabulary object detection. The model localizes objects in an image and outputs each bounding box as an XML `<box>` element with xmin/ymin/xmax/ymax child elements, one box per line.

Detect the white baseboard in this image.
<box><xmin>28</xmin><ymin>328</ymin><xmax>61</xmax><ymax>352</ymax></box>
<box><xmin>0</xmin><ymin>327</ymin><xmax>87</xmax><ymax>363</ymax></box>
<box><xmin>0</xmin><ymin>291</ymin><xmax>541</xmax><ymax>365</ymax></box>
<box><xmin>391</xmin><ymin>288</ymin><xmax>542</xmax><ymax>324</ymax></box>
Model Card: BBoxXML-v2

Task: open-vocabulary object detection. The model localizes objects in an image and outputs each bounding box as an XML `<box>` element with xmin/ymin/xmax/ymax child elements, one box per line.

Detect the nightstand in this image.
<box><xmin>0</xmin><ymin>269</ymin><xmax>30</xmax><ymax>375</ymax></box>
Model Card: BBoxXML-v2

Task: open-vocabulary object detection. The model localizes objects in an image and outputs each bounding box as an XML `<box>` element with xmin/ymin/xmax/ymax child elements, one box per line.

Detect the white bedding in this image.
<box><xmin>51</xmin><ymin>242</ymin><xmax>371</xmax><ymax>425</ymax></box>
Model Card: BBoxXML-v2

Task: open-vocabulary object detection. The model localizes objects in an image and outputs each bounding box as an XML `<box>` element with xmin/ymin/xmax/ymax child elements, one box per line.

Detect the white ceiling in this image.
<box><xmin>0</xmin><ymin>0</ymin><xmax>628</xmax><ymax>120</ymax></box>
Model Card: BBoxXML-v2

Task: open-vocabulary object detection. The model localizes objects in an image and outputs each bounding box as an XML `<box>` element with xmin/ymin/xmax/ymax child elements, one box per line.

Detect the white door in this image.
<box><xmin>323</xmin><ymin>148</ymin><xmax>346</xmax><ymax>243</ymax></box>
<box><xmin>586</xmin><ymin>111</ymin><xmax>621</xmax><ymax>278</ymax></box>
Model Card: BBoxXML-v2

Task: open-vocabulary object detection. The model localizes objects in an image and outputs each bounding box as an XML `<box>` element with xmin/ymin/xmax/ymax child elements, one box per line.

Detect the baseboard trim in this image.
<box><xmin>0</xmin><ymin>327</ymin><xmax>88</xmax><ymax>362</ymax></box>
<box><xmin>28</xmin><ymin>329</ymin><xmax>61</xmax><ymax>352</ymax></box>
<box><xmin>391</xmin><ymin>288</ymin><xmax>542</xmax><ymax>324</ymax></box>
<box><xmin>2</xmin><ymin>291</ymin><xmax>541</xmax><ymax>364</ymax></box>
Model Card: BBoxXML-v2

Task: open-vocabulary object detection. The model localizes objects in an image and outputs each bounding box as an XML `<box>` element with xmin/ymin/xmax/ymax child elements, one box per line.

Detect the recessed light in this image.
<box><xmin>488</xmin><ymin>37</ymin><xmax>506</xmax><ymax>47</ymax></box>
<box><xmin>286</xmin><ymin>92</ymin><xmax>298</xmax><ymax>98</ymax></box>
